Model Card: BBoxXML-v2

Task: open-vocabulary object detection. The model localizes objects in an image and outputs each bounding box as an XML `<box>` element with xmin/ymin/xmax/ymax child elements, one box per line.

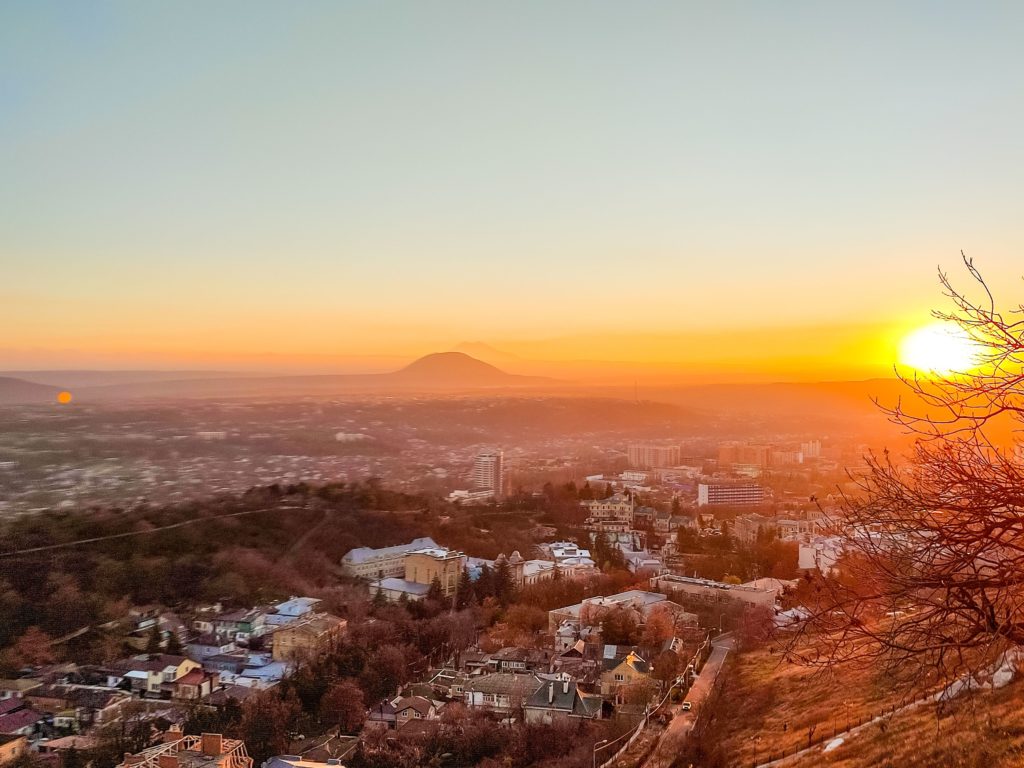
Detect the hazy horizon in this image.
<box><xmin>6</xmin><ymin>3</ymin><xmax>1024</xmax><ymax>380</ymax></box>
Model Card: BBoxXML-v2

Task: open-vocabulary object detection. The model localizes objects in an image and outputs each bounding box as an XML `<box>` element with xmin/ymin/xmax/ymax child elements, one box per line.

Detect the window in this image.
<box><xmin>614</xmin><ymin>674</ymin><xmax>624</xmax><ymax>682</ymax></box>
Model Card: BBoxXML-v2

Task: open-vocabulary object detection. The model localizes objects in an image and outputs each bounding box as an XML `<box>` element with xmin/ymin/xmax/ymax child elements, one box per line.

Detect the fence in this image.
<box><xmin>751</xmin><ymin>701</ymin><xmax>917</xmax><ymax>767</ymax></box>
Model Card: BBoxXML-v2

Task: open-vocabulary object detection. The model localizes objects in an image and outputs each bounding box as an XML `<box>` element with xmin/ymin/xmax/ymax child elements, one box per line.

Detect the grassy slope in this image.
<box><xmin>701</xmin><ymin>643</ymin><xmax>1024</xmax><ymax>768</ymax></box>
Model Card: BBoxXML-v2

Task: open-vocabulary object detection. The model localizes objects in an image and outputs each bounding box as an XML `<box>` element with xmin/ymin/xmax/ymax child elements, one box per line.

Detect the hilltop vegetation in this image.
<box><xmin>0</xmin><ymin>480</ymin><xmax>544</xmax><ymax>665</ymax></box>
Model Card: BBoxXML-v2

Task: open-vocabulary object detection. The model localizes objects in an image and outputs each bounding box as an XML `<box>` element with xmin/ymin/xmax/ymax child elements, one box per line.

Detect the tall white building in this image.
<box><xmin>471</xmin><ymin>450</ymin><xmax>504</xmax><ymax>498</ymax></box>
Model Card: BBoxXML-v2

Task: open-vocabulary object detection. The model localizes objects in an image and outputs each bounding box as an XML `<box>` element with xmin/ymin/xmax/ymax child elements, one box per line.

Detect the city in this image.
<box><xmin>4</xmin><ymin>3</ymin><xmax>1024</xmax><ymax>768</ymax></box>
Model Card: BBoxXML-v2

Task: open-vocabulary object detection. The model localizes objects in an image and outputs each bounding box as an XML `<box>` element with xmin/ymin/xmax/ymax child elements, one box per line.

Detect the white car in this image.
<box><xmin>681</xmin><ymin>701</ymin><xmax>693</xmax><ymax>712</ymax></box>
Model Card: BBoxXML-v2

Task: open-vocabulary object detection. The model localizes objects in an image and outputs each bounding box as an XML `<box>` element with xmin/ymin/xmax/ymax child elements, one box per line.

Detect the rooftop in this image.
<box><xmin>341</xmin><ymin>537</ymin><xmax>439</xmax><ymax>564</ymax></box>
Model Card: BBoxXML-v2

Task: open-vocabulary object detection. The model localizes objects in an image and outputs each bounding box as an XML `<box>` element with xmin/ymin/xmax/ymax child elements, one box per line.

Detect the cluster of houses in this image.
<box><xmin>0</xmin><ymin>596</ymin><xmax>346</xmax><ymax>764</ymax></box>
<box><xmin>357</xmin><ymin>588</ymin><xmax>706</xmax><ymax>738</ymax></box>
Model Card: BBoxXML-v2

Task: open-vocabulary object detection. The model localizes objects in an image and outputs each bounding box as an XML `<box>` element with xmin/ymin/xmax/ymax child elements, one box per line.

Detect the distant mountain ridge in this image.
<box><xmin>0</xmin><ymin>376</ymin><xmax>63</xmax><ymax>404</ymax></box>
<box><xmin>0</xmin><ymin>352</ymin><xmax>556</xmax><ymax>403</ymax></box>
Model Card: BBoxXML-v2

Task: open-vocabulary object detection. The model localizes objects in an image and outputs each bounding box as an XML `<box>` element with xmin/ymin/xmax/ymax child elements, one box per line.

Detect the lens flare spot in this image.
<box><xmin>57</xmin><ymin>391</ymin><xmax>73</xmax><ymax>404</ymax></box>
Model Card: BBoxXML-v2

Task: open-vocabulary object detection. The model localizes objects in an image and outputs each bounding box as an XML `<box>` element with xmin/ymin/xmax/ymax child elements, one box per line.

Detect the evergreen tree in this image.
<box><xmin>166</xmin><ymin>631</ymin><xmax>183</xmax><ymax>655</ymax></box>
<box><xmin>145</xmin><ymin>624</ymin><xmax>162</xmax><ymax>654</ymax></box>
<box><xmin>372</xmin><ymin>585</ymin><xmax>387</xmax><ymax>608</ymax></box>
<box><xmin>426</xmin><ymin>576</ymin><xmax>445</xmax><ymax>604</ymax></box>
<box><xmin>476</xmin><ymin>564</ymin><xmax>495</xmax><ymax>599</ymax></box>
<box><xmin>493</xmin><ymin>559</ymin><xmax>515</xmax><ymax>606</ymax></box>
<box><xmin>455</xmin><ymin>566</ymin><xmax>475</xmax><ymax>609</ymax></box>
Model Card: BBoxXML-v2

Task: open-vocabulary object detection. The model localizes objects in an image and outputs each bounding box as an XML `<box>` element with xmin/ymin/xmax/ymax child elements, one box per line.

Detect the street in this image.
<box><xmin>639</xmin><ymin>634</ymin><xmax>735</xmax><ymax>768</ymax></box>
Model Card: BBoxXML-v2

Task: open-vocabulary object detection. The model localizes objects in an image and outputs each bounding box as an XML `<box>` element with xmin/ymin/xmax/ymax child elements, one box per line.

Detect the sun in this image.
<box><xmin>899</xmin><ymin>323</ymin><xmax>981</xmax><ymax>375</ymax></box>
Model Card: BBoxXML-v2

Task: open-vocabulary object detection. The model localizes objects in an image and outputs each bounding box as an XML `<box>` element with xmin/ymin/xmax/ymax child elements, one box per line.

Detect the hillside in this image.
<box><xmin>0</xmin><ymin>376</ymin><xmax>63</xmax><ymax>405</ymax></box>
<box><xmin>681</xmin><ymin>642</ymin><xmax>1024</xmax><ymax>768</ymax></box>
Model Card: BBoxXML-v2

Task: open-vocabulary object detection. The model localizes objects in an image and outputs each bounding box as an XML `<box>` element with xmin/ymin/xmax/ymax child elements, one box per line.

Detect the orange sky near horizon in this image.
<box><xmin>6</xmin><ymin>4</ymin><xmax>1024</xmax><ymax>381</ymax></box>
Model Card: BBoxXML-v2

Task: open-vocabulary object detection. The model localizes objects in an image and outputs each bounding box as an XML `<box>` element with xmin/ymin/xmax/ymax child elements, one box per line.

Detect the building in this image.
<box><xmin>800</xmin><ymin>440</ymin><xmax>822</xmax><ymax>459</ymax></box>
<box><xmin>369</xmin><ymin>546</ymin><xmax>468</xmax><ymax>602</ymax></box>
<box><xmin>697</xmin><ymin>483</ymin><xmax>767</xmax><ymax>507</ymax></box>
<box><xmin>599</xmin><ymin>651</ymin><xmax>651</xmax><ymax>699</ymax></box>
<box><xmin>649</xmin><ymin>574</ymin><xmax>776</xmax><ymax>609</ymax></box>
<box><xmin>271</xmin><ymin>614</ymin><xmax>347</xmax><ymax>662</ymax></box>
<box><xmin>117</xmin><ymin>730</ymin><xmax>251</xmax><ymax>768</ymax></box>
<box><xmin>264</xmin><ymin>597</ymin><xmax>322</xmax><ymax>626</ymax></box>
<box><xmin>717</xmin><ymin>443</ymin><xmax>773</xmax><ymax>468</ymax></box>
<box><xmin>470</xmin><ymin>451</ymin><xmax>504</xmax><ymax>498</ymax></box>
<box><xmin>393</xmin><ymin>696</ymin><xmax>441</xmax><ymax>729</ymax></box>
<box><xmin>798</xmin><ymin>536</ymin><xmax>844</xmax><ymax>574</ymax></box>
<box><xmin>341</xmin><ymin>537</ymin><xmax>440</xmax><ymax>580</ymax></box>
<box><xmin>107</xmin><ymin>655</ymin><xmax>202</xmax><ymax>698</ymax></box>
<box><xmin>627</xmin><ymin>444</ymin><xmax>681</xmax><ymax>469</ymax></box>
<box><xmin>582</xmin><ymin>494</ymin><xmax>635</xmax><ymax>533</ymax></box>
<box><xmin>547</xmin><ymin>590</ymin><xmax>697</xmax><ymax>636</ymax></box>
<box><xmin>404</xmin><ymin>548</ymin><xmax>466</xmax><ymax>596</ymax></box>
<box><xmin>0</xmin><ymin>735</ymin><xmax>27</xmax><ymax>767</ymax></box>
<box><xmin>463</xmin><ymin>673</ymin><xmax>545</xmax><ymax>716</ymax></box>
<box><xmin>523</xmin><ymin>677</ymin><xmax>602</xmax><ymax>724</ymax></box>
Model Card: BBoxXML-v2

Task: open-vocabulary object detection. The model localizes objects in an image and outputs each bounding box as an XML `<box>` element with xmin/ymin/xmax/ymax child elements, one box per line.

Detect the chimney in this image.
<box><xmin>163</xmin><ymin>726</ymin><xmax>183</xmax><ymax>744</ymax></box>
<box><xmin>158</xmin><ymin>756</ymin><xmax>179</xmax><ymax>768</ymax></box>
<box><xmin>201</xmin><ymin>734</ymin><xmax>223</xmax><ymax>757</ymax></box>
<box><xmin>547</xmin><ymin>682</ymin><xmax>554</xmax><ymax>704</ymax></box>
<box><xmin>563</xmin><ymin>679</ymin><xmax>569</xmax><ymax>694</ymax></box>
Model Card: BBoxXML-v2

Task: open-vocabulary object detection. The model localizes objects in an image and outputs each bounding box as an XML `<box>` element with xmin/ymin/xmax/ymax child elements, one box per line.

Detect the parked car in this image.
<box><xmin>681</xmin><ymin>701</ymin><xmax>692</xmax><ymax>712</ymax></box>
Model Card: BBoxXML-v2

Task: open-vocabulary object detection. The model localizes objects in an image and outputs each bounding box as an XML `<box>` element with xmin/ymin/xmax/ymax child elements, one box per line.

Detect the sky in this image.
<box><xmin>3</xmin><ymin>2</ymin><xmax>1024</xmax><ymax>380</ymax></box>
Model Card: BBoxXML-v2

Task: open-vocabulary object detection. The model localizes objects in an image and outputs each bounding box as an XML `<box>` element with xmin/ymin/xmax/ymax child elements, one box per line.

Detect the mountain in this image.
<box><xmin>52</xmin><ymin>352</ymin><xmax>558</xmax><ymax>401</ymax></box>
<box><xmin>393</xmin><ymin>352</ymin><xmax>538</xmax><ymax>386</ymax></box>
<box><xmin>451</xmin><ymin>342</ymin><xmax>522</xmax><ymax>364</ymax></box>
<box><xmin>0</xmin><ymin>376</ymin><xmax>64</xmax><ymax>405</ymax></box>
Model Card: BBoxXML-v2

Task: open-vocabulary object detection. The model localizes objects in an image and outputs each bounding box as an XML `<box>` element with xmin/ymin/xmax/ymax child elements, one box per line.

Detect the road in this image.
<box><xmin>640</xmin><ymin>634</ymin><xmax>735</xmax><ymax>768</ymax></box>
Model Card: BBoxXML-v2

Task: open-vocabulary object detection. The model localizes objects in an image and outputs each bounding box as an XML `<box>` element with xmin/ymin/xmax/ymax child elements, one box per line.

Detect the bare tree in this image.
<box><xmin>790</xmin><ymin>254</ymin><xmax>1024</xmax><ymax>693</ymax></box>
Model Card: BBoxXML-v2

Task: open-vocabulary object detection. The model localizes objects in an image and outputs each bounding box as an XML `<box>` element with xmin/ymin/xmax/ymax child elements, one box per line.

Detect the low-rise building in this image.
<box><xmin>117</xmin><ymin>730</ymin><xmax>251</xmax><ymax>768</ymax></box>
<box><xmin>599</xmin><ymin>650</ymin><xmax>651</xmax><ymax>700</ymax></box>
<box><xmin>523</xmin><ymin>677</ymin><xmax>602</xmax><ymax>724</ymax></box>
<box><xmin>0</xmin><ymin>734</ymin><xmax>27</xmax><ymax>766</ymax></box>
<box><xmin>463</xmin><ymin>673</ymin><xmax>545</xmax><ymax>716</ymax></box>
<box><xmin>649</xmin><ymin>574</ymin><xmax>776</xmax><ymax>609</ymax></box>
<box><xmin>264</xmin><ymin>597</ymin><xmax>322</xmax><ymax>627</ymax></box>
<box><xmin>341</xmin><ymin>537</ymin><xmax>439</xmax><ymax>580</ymax></box>
<box><xmin>271</xmin><ymin>614</ymin><xmax>346</xmax><ymax>662</ymax></box>
<box><xmin>107</xmin><ymin>655</ymin><xmax>203</xmax><ymax>698</ymax></box>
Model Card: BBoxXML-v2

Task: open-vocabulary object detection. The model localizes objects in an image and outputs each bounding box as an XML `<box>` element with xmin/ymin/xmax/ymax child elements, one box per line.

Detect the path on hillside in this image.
<box><xmin>639</xmin><ymin>634</ymin><xmax>735</xmax><ymax>768</ymax></box>
<box><xmin>752</xmin><ymin>691</ymin><xmax>939</xmax><ymax>768</ymax></box>
<box><xmin>278</xmin><ymin>508</ymin><xmax>333</xmax><ymax>563</ymax></box>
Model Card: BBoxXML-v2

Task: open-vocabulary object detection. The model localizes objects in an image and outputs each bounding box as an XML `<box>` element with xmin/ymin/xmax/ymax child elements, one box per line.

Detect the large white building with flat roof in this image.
<box><xmin>697</xmin><ymin>482</ymin><xmax>767</xmax><ymax>507</ymax></box>
<box><xmin>341</xmin><ymin>537</ymin><xmax>439</xmax><ymax>580</ymax></box>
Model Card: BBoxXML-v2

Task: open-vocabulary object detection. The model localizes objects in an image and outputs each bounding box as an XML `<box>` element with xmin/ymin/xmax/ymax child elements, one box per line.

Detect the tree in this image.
<box><xmin>426</xmin><ymin>576</ymin><xmax>445</xmax><ymax>605</ymax></box>
<box><xmin>455</xmin><ymin>566</ymin><xmax>475</xmax><ymax>609</ymax></box>
<box><xmin>493</xmin><ymin>559</ymin><xmax>515</xmax><ymax>606</ymax></box>
<box><xmin>791</xmin><ymin>256</ymin><xmax>1024</xmax><ymax>692</ymax></box>
<box><xmin>319</xmin><ymin>679</ymin><xmax>365</xmax><ymax>733</ymax></box>
<box><xmin>1</xmin><ymin>627</ymin><xmax>56</xmax><ymax>671</ymax></box>
<box><xmin>165</xmin><ymin>630</ymin><xmax>183</xmax><ymax>655</ymax></box>
<box><xmin>234</xmin><ymin>689</ymin><xmax>301</xmax><ymax>766</ymax></box>
<box><xmin>599</xmin><ymin>606</ymin><xmax>639</xmax><ymax>645</ymax></box>
<box><xmin>146</xmin><ymin>624</ymin><xmax>163</xmax><ymax>653</ymax></box>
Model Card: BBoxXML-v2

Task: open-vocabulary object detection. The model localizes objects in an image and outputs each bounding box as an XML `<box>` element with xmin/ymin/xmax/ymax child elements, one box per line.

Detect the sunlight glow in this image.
<box><xmin>899</xmin><ymin>323</ymin><xmax>981</xmax><ymax>375</ymax></box>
